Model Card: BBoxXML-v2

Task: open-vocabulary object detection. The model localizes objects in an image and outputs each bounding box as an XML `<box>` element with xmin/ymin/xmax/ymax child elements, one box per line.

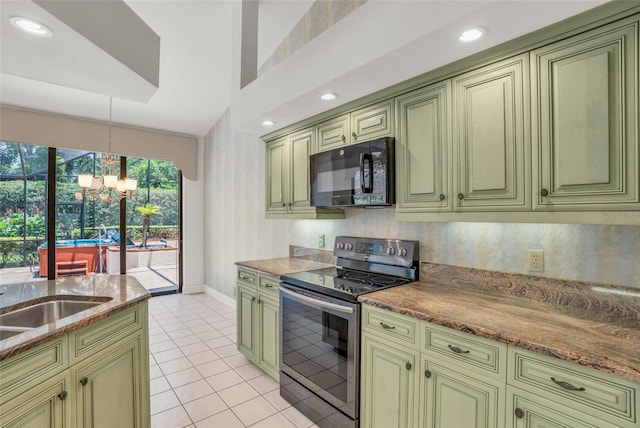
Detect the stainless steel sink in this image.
<box><xmin>0</xmin><ymin>300</ymin><xmax>104</xmax><ymax>329</ymax></box>
<box><xmin>0</xmin><ymin>326</ymin><xmax>33</xmax><ymax>340</ymax></box>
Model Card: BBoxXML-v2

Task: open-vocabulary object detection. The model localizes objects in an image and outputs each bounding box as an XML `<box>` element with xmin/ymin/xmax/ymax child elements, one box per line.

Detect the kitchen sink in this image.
<box><xmin>0</xmin><ymin>300</ymin><xmax>106</xmax><ymax>329</ymax></box>
<box><xmin>0</xmin><ymin>326</ymin><xmax>34</xmax><ymax>340</ymax></box>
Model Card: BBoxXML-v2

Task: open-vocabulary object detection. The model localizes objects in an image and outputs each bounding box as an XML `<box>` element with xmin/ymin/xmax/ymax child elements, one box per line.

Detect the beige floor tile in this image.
<box><xmin>190</xmin><ymin>324</ymin><xmax>216</xmax><ymax>334</ymax></box>
<box><xmin>248</xmin><ymin>373</ymin><xmax>279</xmax><ymax>394</ymax></box>
<box><xmin>150</xmin><ymin>390</ymin><xmax>180</xmax><ymax>415</ymax></box>
<box><xmin>149</xmin><ymin>332</ymin><xmax>171</xmax><ymax>345</ymax></box>
<box><xmin>204</xmin><ymin>336</ymin><xmax>233</xmax><ymax>349</ymax></box>
<box><xmin>196</xmin><ymin>358</ymin><xmax>231</xmax><ymax>377</ymax></box>
<box><xmin>165</xmin><ymin>367</ymin><xmax>204</xmax><ymax>388</ymax></box>
<box><xmin>162</xmin><ymin>322</ymin><xmax>188</xmax><ymax>333</ymax></box>
<box><xmin>223</xmin><ymin>353</ymin><xmax>252</xmax><ymax>368</ymax></box>
<box><xmin>183</xmin><ymin>392</ymin><xmax>228</xmax><ymax>422</ymax></box>
<box><xmin>151</xmin><ymin>405</ymin><xmax>193</xmax><ymax>428</ymax></box>
<box><xmin>231</xmin><ymin>395</ymin><xmax>278</xmax><ymax>426</ymax></box>
<box><xmin>150</xmin><ymin>376</ymin><xmax>172</xmax><ymax>395</ymax></box>
<box><xmin>153</xmin><ymin>348</ymin><xmax>186</xmax><ymax>363</ymax></box>
<box><xmin>150</xmin><ymin>339</ymin><xmax>177</xmax><ymax>354</ymax></box>
<box><xmin>217</xmin><ymin>382</ymin><xmax>259</xmax><ymax>407</ymax></box>
<box><xmin>250</xmin><ymin>412</ymin><xmax>297</xmax><ymax>428</ymax></box>
<box><xmin>187</xmin><ymin>350</ymin><xmax>220</xmax><ymax>366</ymax></box>
<box><xmin>167</xmin><ymin>328</ymin><xmax>195</xmax><ymax>339</ymax></box>
<box><xmin>173</xmin><ymin>379</ymin><xmax>215</xmax><ymax>404</ymax></box>
<box><xmin>212</xmin><ymin>343</ymin><xmax>239</xmax><ymax>358</ymax></box>
<box><xmin>235</xmin><ymin>362</ymin><xmax>266</xmax><ymax>380</ymax></box>
<box><xmin>149</xmin><ymin>364</ymin><xmax>164</xmax><ymax>380</ymax></box>
<box><xmin>172</xmin><ymin>335</ymin><xmax>202</xmax><ymax>347</ymax></box>
<box><xmin>195</xmin><ymin>409</ymin><xmax>243</xmax><ymax>428</ymax></box>
<box><xmin>205</xmin><ymin>370</ymin><xmax>245</xmax><ymax>392</ymax></box>
<box><xmin>159</xmin><ymin>357</ymin><xmax>194</xmax><ymax>375</ymax></box>
<box><xmin>180</xmin><ymin>341</ymin><xmax>210</xmax><ymax>356</ymax></box>
<box><xmin>197</xmin><ymin>329</ymin><xmax>224</xmax><ymax>341</ymax></box>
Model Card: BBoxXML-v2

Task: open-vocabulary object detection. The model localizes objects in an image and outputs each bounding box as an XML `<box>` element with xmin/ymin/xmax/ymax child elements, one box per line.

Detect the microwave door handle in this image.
<box><xmin>280</xmin><ymin>287</ymin><xmax>354</xmax><ymax>314</ymax></box>
<box><xmin>359</xmin><ymin>153</ymin><xmax>366</xmax><ymax>193</ymax></box>
<box><xmin>366</xmin><ymin>155</ymin><xmax>373</xmax><ymax>193</ymax></box>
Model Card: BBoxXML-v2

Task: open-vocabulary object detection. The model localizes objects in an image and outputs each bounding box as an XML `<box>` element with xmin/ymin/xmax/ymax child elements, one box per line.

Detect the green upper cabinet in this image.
<box><xmin>395</xmin><ymin>80</ymin><xmax>452</xmax><ymax>212</ymax></box>
<box><xmin>531</xmin><ymin>16</ymin><xmax>639</xmax><ymax>211</ymax></box>
<box><xmin>317</xmin><ymin>114</ymin><xmax>350</xmax><ymax>152</ymax></box>
<box><xmin>351</xmin><ymin>99</ymin><xmax>394</xmax><ymax>144</ymax></box>
<box><xmin>265</xmin><ymin>128</ymin><xmax>343</xmax><ymax>219</ymax></box>
<box><xmin>453</xmin><ymin>53</ymin><xmax>531</xmax><ymax>211</ymax></box>
<box><xmin>316</xmin><ymin>99</ymin><xmax>394</xmax><ymax>153</ymax></box>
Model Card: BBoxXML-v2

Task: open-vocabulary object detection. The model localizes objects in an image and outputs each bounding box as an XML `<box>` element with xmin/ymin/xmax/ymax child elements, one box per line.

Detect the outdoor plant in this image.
<box><xmin>135</xmin><ymin>203</ymin><xmax>162</xmax><ymax>248</ymax></box>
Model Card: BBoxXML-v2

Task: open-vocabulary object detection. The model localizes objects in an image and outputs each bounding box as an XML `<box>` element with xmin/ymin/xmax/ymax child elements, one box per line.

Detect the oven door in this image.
<box><xmin>279</xmin><ymin>283</ymin><xmax>360</xmax><ymax>419</ymax></box>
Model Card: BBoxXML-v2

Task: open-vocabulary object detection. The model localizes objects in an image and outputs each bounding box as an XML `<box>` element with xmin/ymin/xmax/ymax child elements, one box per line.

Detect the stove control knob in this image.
<box><xmin>346</xmin><ymin>243</ymin><xmax>353</xmax><ymax>251</ymax></box>
<box><xmin>337</xmin><ymin>242</ymin><xmax>345</xmax><ymax>250</ymax></box>
<box><xmin>400</xmin><ymin>248</ymin><xmax>407</xmax><ymax>257</ymax></box>
<box><xmin>387</xmin><ymin>247</ymin><xmax>396</xmax><ymax>256</ymax></box>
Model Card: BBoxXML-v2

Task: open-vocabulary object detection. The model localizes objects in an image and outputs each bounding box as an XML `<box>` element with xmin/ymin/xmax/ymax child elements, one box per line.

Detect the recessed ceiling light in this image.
<box><xmin>320</xmin><ymin>92</ymin><xmax>338</xmax><ymax>101</ymax></box>
<box><xmin>458</xmin><ymin>27</ymin><xmax>485</xmax><ymax>43</ymax></box>
<box><xmin>262</xmin><ymin>120</ymin><xmax>275</xmax><ymax>126</ymax></box>
<box><xmin>10</xmin><ymin>16</ymin><xmax>52</xmax><ymax>37</ymax></box>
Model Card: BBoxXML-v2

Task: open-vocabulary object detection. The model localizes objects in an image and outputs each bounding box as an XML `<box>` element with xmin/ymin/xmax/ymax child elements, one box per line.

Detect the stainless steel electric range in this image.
<box><xmin>279</xmin><ymin>236</ymin><xmax>419</xmax><ymax>428</ymax></box>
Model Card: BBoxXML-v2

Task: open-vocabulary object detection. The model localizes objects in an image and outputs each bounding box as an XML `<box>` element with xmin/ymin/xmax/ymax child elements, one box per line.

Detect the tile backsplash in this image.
<box><xmin>203</xmin><ymin>109</ymin><xmax>640</xmax><ymax>299</ymax></box>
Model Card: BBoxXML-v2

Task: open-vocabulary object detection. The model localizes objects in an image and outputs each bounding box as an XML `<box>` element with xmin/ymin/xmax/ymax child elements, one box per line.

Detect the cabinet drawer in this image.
<box><xmin>237</xmin><ymin>269</ymin><xmax>257</xmax><ymax>285</ymax></box>
<box><xmin>423</xmin><ymin>323</ymin><xmax>506</xmax><ymax>381</ymax></box>
<box><xmin>0</xmin><ymin>336</ymin><xmax>68</xmax><ymax>405</ymax></box>
<box><xmin>258</xmin><ymin>275</ymin><xmax>279</xmax><ymax>297</ymax></box>
<box><xmin>361</xmin><ymin>305</ymin><xmax>419</xmax><ymax>349</ymax></box>
<box><xmin>69</xmin><ymin>304</ymin><xmax>144</xmax><ymax>365</ymax></box>
<box><xmin>508</xmin><ymin>347</ymin><xmax>638</xmax><ymax>426</ymax></box>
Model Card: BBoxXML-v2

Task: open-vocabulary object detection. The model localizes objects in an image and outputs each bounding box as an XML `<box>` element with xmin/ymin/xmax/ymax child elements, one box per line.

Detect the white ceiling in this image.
<box><xmin>0</xmin><ymin>0</ymin><xmax>609</xmax><ymax>139</ymax></box>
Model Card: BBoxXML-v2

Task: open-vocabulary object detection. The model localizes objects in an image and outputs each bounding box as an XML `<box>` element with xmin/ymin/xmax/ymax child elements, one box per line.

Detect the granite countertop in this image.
<box><xmin>0</xmin><ymin>275</ymin><xmax>150</xmax><ymax>361</ymax></box>
<box><xmin>235</xmin><ymin>257</ymin><xmax>333</xmax><ymax>278</ymax></box>
<box><xmin>359</xmin><ymin>264</ymin><xmax>640</xmax><ymax>383</ymax></box>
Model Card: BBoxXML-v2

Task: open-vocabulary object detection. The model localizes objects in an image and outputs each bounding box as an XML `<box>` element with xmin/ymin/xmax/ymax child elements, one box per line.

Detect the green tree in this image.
<box><xmin>135</xmin><ymin>203</ymin><xmax>161</xmax><ymax>248</ymax></box>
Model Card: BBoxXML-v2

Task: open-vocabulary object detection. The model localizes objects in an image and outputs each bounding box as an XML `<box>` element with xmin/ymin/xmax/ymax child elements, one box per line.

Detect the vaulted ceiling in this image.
<box><xmin>0</xmin><ymin>0</ymin><xmax>609</xmax><ymax>138</ymax></box>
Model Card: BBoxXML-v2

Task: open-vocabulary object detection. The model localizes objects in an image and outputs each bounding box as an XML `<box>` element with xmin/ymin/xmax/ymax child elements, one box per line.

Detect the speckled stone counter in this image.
<box><xmin>359</xmin><ymin>263</ymin><xmax>640</xmax><ymax>383</ymax></box>
<box><xmin>235</xmin><ymin>257</ymin><xmax>333</xmax><ymax>278</ymax></box>
<box><xmin>0</xmin><ymin>275</ymin><xmax>150</xmax><ymax>361</ymax></box>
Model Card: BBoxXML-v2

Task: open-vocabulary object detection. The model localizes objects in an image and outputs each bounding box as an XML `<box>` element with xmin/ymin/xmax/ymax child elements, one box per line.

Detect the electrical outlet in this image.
<box><xmin>318</xmin><ymin>234</ymin><xmax>325</xmax><ymax>248</ymax></box>
<box><xmin>528</xmin><ymin>250</ymin><xmax>544</xmax><ymax>272</ymax></box>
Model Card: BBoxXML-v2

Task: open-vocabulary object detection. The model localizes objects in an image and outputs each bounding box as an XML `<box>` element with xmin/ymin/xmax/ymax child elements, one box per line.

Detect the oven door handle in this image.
<box><xmin>280</xmin><ymin>287</ymin><xmax>354</xmax><ymax>314</ymax></box>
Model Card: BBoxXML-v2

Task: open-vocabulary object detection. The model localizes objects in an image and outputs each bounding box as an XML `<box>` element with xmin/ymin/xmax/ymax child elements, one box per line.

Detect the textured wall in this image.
<box><xmin>203</xmin><ymin>109</ymin><xmax>640</xmax><ymax>299</ymax></box>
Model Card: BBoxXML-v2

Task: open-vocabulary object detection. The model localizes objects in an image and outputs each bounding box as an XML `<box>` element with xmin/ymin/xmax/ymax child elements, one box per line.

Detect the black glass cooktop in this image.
<box><xmin>280</xmin><ymin>267</ymin><xmax>413</xmax><ymax>302</ymax></box>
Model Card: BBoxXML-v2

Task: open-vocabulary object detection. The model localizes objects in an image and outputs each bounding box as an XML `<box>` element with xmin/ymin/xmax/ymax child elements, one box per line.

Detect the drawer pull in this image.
<box><xmin>58</xmin><ymin>391</ymin><xmax>68</xmax><ymax>401</ymax></box>
<box><xmin>240</xmin><ymin>275</ymin><xmax>254</xmax><ymax>282</ymax></box>
<box><xmin>406</xmin><ymin>362</ymin><xmax>412</xmax><ymax>370</ymax></box>
<box><xmin>550</xmin><ymin>377</ymin><xmax>586</xmax><ymax>392</ymax></box>
<box><xmin>425</xmin><ymin>370</ymin><xmax>432</xmax><ymax>378</ymax></box>
<box><xmin>448</xmin><ymin>344</ymin><xmax>470</xmax><ymax>354</ymax></box>
<box><xmin>380</xmin><ymin>322</ymin><xmax>396</xmax><ymax>330</ymax></box>
<box><xmin>514</xmin><ymin>408</ymin><xmax>524</xmax><ymax>419</ymax></box>
<box><xmin>263</xmin><ymin>283</ymin><xmax>273</xmax><ymax>288</ymax></box>
<box><xmin>80</xmin><ymin>376</ymin><xmax>88</xmax><ymax>386</ymax></box>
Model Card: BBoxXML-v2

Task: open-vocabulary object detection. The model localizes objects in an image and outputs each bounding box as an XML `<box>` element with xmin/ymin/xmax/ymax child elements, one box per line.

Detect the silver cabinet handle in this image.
<box><xmin>280</xmin><ymin>287</ymin><xmax>354</xmax><ymax>314</ymax></box>
<box><xmin>448</xmin><ymin>344</ymin><xmax>470</xmax><ymax>354</ymax></box>
<box><xmin>380</xmin><ymin>322</ymin><xmax>396</xmax><ymax>330</ymax></box>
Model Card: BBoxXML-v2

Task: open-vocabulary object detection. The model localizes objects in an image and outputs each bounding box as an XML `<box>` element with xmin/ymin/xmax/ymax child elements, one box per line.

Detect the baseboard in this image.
<box><xmin>204</xmin><ymin>286</ymin><xmax>236</xmax><ymax>308</ymax></box>
<box><xmin>182</xmin><ymin>284</ymin><xmax>204</xmax><ymax>294</ymax></box>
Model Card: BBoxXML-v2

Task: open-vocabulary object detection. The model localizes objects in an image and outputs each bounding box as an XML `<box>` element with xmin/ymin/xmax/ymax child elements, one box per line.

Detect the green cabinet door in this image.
<box><xmin>0</xmin><ymin>372</ymin><xmax>70</xmax><ymax>428</ymax></box>
<box><xmin>72</xmin><ymin>336</ymin><xmax>144</xmax><ymax>428</ymax></box>
<box><xmin>317</xmin><ymin>114</ymin><xmax>350</xmax><ymax>152</ymax></box>
<box><xmin>421</xmin><ymin>362</ymin><xmax>505</xmax><ymax>428</ymax></box>
<box><xmin>237</xmin><ymin>283</ymin><xmax>258</xmax><ymax>362</ymax></box>
<box><xmin>351</xmin><ymin>99</ymin><xmax>394</xmax><ymax>144</ymax></box>
<box><xmin>395</xmin><ymin>80</ymin><xmax>452</xmax><ymax>212</ymax></box>
<box><xmin>531</xmin><ymin>16</ymin><xmax>639</xmax><ymax>211</ymax></box>
<box><xmin>453</xmin><ymin>54</ymin><xmax>531</xmax><ymax>211</ymax></box>
<box><xmin>288</xmin><ymin>128</ymin><xmax>313</xmax><ymax>214</ymax></box>
<box><xmin>265</xmin><ymin>137</ymin><xmax>288</xmax><ymax>215</ymax></box>
<box><xmin>361</xmin><ymin>332</ymin><xmax>420</xmax><ymax>428</ymax></box>
<box><xmin>257</xmin><ymin>293</ymin><xmax>279</xmax><ymax>379</ymax></box>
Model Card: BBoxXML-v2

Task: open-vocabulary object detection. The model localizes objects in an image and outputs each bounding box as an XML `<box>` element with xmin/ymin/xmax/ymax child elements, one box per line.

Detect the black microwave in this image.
<box><xmin>310</xmin><ymin>137</ymin><xmax>395</xmax><ymax>207</ymax></box>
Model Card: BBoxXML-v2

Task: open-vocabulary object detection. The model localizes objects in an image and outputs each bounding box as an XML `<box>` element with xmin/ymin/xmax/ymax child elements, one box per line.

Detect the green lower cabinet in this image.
<box><xmin>0</xmin><ymin>371</ymin><xmax>71</xmax><ymax>428</ymax></box>
<box><xmin>506</xmin><ymin>386</ymin><xmax>620</xmax><ymax>428</ymax></box>
<box><xmin>420</xmin><ymin>361</ymin><xmax>505</xmax><ymax>428</ymax></box>
<box><xmin>72</xmin><ymin>336</ymin><xmax>144</xmax><ymax>428</ymax></box>
<box><xmin>361</xmin><ymin>331</ymin><xmax>420</xmax><ymax>428</ymax></box>
<box><xmin>236</xmin><ymin>269</ymin><xmax>280</xmax><ymax>380</ymax></box>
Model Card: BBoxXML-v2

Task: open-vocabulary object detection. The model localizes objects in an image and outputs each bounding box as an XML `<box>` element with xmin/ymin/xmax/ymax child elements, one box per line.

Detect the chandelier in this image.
<box><xmin>76</xmin><ymin>97</ymin><xmax>137</xmax><ymax>204</ymax></box>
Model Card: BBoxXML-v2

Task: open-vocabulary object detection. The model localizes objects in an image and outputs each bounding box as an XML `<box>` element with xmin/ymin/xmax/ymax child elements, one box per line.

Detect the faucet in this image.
<box><xmin>97</xmin><ymin>224</ymin><xmax>107</xmax><ymax>273</ymax></box>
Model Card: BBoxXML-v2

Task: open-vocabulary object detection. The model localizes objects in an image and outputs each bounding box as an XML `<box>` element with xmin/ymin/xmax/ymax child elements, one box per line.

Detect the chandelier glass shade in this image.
<box><xmin>76</xmin><ymin>99</ymin><xmax>138</xmax><ymax>204</ymax></box>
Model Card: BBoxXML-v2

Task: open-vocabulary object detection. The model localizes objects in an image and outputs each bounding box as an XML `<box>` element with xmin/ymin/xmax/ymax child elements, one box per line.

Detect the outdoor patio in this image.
<box><xmin>0</xmin><ymin>265</ymin><xmax>178</xmax><ymax>292</ymax></box>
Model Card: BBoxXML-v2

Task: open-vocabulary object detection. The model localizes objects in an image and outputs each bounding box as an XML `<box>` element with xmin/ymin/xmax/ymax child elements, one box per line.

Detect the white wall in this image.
<box><xmin>203</xmin><ymin>109</ymin><xmax>640</xmax><ymax>298</ymax></box>
<box><xmin>181</xmin><ymin>137</ymin><xmax>205</xmax><ymax>293</ymax></box>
